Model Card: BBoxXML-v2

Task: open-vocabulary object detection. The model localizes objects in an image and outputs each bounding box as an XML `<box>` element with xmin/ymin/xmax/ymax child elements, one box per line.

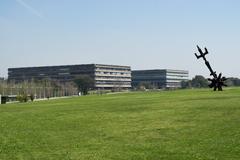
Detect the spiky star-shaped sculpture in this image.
<box><xmin>208</xmin><ymin>73</ymin><xmax>227</xmax><ymax>91</ymax></box>
<box><xmin>195</xmin><ymin>46</ymin><xmax>227</xmax><ymax>91</ymax></box>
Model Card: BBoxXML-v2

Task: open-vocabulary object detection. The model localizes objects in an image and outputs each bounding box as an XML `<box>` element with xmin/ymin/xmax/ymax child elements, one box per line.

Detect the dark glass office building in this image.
<box><xmin>132</xmin><ymin>69</ymin><xmax>189</xmax><ymax>89</ymax></box>
<box><xmin>8</xmin><ymin>64</ymin><xmax>132</xmax><ymax>89</ymax></box>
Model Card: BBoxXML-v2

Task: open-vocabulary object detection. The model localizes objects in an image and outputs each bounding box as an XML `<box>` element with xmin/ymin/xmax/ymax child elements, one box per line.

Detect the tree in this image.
<box><xmin>181</xmin><ymin>80</ymin><xmax>192</xmax><ymax>89</ymax></box>
<box><xmin>74</xmin><ymin>75</ymin><xmax>94</xmax><ymax>95</ymax></box>
<box><xmin>191</xmin><ymin>75</ymin><xmax>209</xmax><ymax>88</ymax></box>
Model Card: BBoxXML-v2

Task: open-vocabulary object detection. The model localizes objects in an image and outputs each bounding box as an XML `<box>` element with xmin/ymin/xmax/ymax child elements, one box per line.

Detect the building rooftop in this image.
<box><xmin>132</xmin><ymin>69</ymin><xmax>189</xmax><ymax>74</ymax></box>
<box><xmin>8</xmin><ymin>64</ymin><xmax>131</xmax><ymax>70</ymax></box>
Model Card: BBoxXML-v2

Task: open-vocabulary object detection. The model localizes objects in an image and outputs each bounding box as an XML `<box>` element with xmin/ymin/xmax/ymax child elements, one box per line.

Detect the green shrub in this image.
<box><xmin>16</xmin><ymin>94</ymin><xmax>28</xmax><ymax>103</ymax></box>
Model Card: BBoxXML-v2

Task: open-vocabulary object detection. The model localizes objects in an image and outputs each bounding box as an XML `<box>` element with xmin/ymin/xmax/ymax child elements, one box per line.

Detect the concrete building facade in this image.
<box><xmin>132</xmin><ymin>69</ymin><xmax>189</xmax><ymax>89</ymax></box>
<box><xmin>8</xmin><ymin>64</ymin><xmax>132</xmax><ymax>89</ymax></box>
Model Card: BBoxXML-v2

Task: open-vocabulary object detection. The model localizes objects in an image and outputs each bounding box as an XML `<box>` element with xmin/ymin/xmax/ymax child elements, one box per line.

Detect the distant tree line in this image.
<box><xmin>0</xmin><ymin>79</ymin><xmax>78</xmax><ymax>102</ymax></box>
<box><xmin>181</xmin><ymin>75</ymin><xmax>240</xmax><ymax>88</ymax></box>
<box><xmin>225</xmin><ymin>77</ymin><xmax>240</xmax><ymax>86</ymax></box>
<box><xmin>0</xmin><ymin>75</ymin><xmax>97</xmax><ymax>102</ymax></box>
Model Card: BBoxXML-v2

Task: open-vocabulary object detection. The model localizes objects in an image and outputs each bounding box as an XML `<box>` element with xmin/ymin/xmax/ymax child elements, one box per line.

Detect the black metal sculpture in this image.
<box><xmin>195</xmin><ymin>45</ymin><xmax>227</xmax><ymax>91</ymax></box>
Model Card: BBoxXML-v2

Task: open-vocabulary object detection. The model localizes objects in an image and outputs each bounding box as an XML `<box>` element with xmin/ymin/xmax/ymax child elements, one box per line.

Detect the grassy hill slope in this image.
<box><xmin>1</xmin><ymin>88</ymin><xmax>240</xmax><ymax>160</ymax></box>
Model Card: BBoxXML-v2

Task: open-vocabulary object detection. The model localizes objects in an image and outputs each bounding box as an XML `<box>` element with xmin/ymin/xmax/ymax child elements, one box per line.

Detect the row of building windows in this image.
<box><xmin>96</xmin><ymin>81</ymin><xmax>131</xmax><ymax>85</ymax></box>
<box><xmin>95</xmin><ymin>67</ymin><xmax>130</xmax><ymax>71</ymax></box>
<box><xmin>95</xmin><ymin>71</ymin><xmax>130</xmax><ymax>75</ymax></box>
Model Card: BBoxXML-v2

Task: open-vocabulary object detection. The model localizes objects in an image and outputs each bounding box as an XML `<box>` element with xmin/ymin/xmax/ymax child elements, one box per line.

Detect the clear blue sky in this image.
<box><xmin>1</xmin><ymin>0</ymin><xmax>240</xmax><ymax>78</ymax></box>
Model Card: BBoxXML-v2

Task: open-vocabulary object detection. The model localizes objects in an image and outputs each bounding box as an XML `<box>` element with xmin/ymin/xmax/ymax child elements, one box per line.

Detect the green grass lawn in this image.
<box><xmin>1</xmin><ymin>88</ymin><xmax>240</xmax><ymax>160</ymax></box>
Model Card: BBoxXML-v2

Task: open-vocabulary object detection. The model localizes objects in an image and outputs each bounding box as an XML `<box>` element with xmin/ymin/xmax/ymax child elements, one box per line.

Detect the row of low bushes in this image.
<box><xmin>16</xmin><ymin>94</ymin><xmax>35</xmax><ymax>103</ymax></box>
